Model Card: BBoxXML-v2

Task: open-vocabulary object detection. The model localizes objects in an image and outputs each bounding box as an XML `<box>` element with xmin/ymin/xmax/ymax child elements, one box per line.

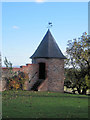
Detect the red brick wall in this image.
<box><xmin>2</xmin><ymin>59</ymin><xmax>65</xmax><ymax>92</ymax></box>
<box><xmin>2</xmin><ymin>64</ymin><xmax>36</xmax><ymax>74</ymax></box>
<box><xmin>28</xmin><ymin>64</ymin><xmax>39</xmax><ymax>90</ymax></box>
<box><xmin>32</xmin><ymin>58</ymin><xmax>65</xmax><ymax>92</ymax></box>
<box><xmin>2</xmin><ymin>64</ymin><xmax>38</xmax><ymax>91</ymax></box>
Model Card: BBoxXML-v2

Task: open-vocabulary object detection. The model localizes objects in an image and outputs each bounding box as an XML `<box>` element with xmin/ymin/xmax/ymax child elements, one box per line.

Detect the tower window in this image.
<box><xmin>39</xmin><ymin>63</ymin><xmax>46</xmax><ymax>79</ymax></box>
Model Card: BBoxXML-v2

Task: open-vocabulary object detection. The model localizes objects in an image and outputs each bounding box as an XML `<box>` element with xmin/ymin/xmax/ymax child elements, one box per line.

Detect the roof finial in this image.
<box><xmin>47</xmin><ymin>22</ymin><xmax>53</xmax><ymax>30</ymax></box>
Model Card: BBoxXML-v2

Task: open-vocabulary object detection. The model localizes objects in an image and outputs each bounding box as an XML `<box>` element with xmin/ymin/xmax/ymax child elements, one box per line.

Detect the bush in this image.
<box><xmin>6</xmin><ymin>71</ymin><xmax>29</xmax><ymax>90</ymax></box>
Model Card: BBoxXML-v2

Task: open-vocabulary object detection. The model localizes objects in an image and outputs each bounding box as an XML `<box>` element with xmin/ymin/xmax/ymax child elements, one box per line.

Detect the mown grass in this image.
<box><xmin>2</xmin><ymin>90</ymin><xmax>89</xmax><ymax>119</ymax></box>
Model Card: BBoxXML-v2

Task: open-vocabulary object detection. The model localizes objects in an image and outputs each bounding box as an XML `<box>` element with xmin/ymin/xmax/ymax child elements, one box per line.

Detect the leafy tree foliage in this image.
<box><xmin>8</xmin><ymin>71</ymin><xmax>29</xmax><ymax>90</ymax></box>
<box><xmin>65</xmin><ymin>32</ymin><xmax>90</xmax><ymax>94</ymax></box>
<box><xmin>4</xmin><ymin>57</ymin><xmax>12</xmax><ymax>69</ymax></box>
<box><xmin>4</xmin><ymin>57</ymin><xmax>13</xmax><ymax>87</ymax></box>
<box><xmin>4</xmin><ymin>57</ymin><xmax>29</xmax><ymax>90</ymax></box>
<box><xmin>0</xmin><ymin>52</ymin><xmax>1</xmax><ymax>78</ymax></box>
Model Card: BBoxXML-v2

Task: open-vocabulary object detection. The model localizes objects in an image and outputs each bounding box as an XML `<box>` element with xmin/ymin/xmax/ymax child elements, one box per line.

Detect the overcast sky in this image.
<box><xmin>1</xmin><ymin>2</ymin><xmax>88</xmax><ymax>67</ymax></box>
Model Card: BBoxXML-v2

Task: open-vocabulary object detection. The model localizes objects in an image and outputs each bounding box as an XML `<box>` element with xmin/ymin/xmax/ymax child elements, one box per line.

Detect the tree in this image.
<box><xmin>0</xmin><ymin>53</ymin><xmax>2</xmax><ymax>91</ymax></box>
<box><xmin>4</xmin><ymin>57</ymin><xmax>12</xmax><ymax>69</ymax></box>
<box><xmin>3</xmin><ymin>57</ymin><xmax>29</xmax><ymax>90</ymax></box>
<box><xmin>8</xmin><ymin>71</ymin><xmax>29</xmax><ymax>90</ymax></box>
<box><xmin>0</xmin><ymin>52</ymin><xmax>1</xmax><ymax>78</ymax></box>
<box><xmin>4</xmin><ymin>57</ymin><xmax>13</xmax><ymax>77</ymax></box>
<box><xmin>65</xmin><ymin>32</ymin><xmax>90</xmax><ymax>94</ymax></box>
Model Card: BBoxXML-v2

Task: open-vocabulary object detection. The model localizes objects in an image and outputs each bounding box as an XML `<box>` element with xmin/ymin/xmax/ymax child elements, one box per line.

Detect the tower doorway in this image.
<box><xmin>39</xmin><ymin>63</ymin><xmax>46</xmax><ymax>79</ymax></box>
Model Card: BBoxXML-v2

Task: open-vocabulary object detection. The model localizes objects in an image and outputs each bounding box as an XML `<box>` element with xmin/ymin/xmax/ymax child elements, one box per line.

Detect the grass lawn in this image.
<box><xmin>2</xmin><ymin>90</ymin><xmax>89</xmax><ymax>119</ymax></box>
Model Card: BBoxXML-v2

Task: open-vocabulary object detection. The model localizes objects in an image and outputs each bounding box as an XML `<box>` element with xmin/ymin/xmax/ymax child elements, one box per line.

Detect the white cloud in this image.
<box><xmin>35</xmin><ymin>0</ymin><xmax>46</xmax><ymax>2</ymax></box>
<box><xmin>12</xmin><ymin>25</ymin><xmax>19</xmax><ymax>29</ymax></box>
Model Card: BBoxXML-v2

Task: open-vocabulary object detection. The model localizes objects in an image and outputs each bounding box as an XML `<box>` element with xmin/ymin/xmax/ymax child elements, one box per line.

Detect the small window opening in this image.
<box><xmin>39</xmin><ymin>63</ymin><xmax>46</xmax><ymax>79</ymax></box>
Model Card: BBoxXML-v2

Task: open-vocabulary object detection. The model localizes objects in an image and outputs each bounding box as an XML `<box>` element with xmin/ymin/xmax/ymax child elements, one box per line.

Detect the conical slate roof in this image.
<box><xmin>30</xmin><ymin>29</ymin><xmax>66</xmax><ymax>59</ymax></box>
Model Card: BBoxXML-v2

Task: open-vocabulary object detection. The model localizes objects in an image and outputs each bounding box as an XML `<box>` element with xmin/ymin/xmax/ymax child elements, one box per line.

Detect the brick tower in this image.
<box><xmin>30</xmin><ymin>29</ymin><xmax>66</xmax><ymax>92</ymax></box>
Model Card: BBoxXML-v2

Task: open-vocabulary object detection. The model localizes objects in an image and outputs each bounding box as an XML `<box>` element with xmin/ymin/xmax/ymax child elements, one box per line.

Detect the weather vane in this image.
<box><xmin>47</xmin><ymin>22</ymin><xmax>53</xmax><ymax>29</ymax></box>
